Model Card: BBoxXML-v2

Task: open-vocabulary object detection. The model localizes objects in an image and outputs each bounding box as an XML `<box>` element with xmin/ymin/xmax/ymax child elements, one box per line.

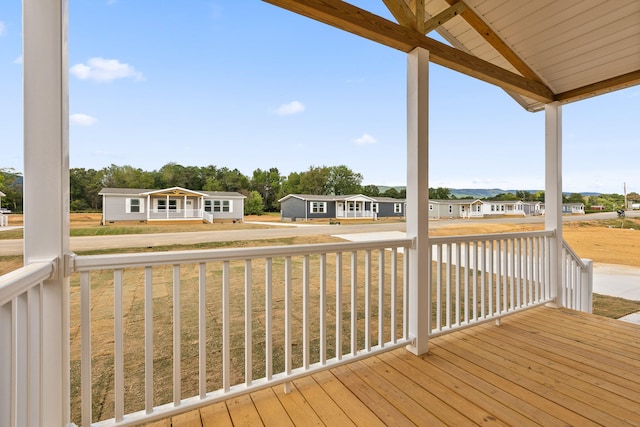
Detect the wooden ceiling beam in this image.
<box><xmin>263</xmin><ymin>0</ymin><xmax>555</xmax><ymax>103</ymax></box>
<box><xmin>442</xmin><ymin>0</ymin><xmax>543</xmax><ymax>84</ymax></box>
<box><xmin>424</xmin><ymin>1</ymin><xmax>468</xmax><ymax>34</ymax></box>
<box><xmin>381</xmin><ymin>0</ymin><xmax>415</xmax><ymax>29</ymax></box>
<box><xmin>556</xmin><ymin>70</ymin><xmax>640</xmax><ymax>104</ymax></box>
<box><xmin>414</xmin><ymin>0</ymin><xmax>426</xmax><ymax>34</ymax></box>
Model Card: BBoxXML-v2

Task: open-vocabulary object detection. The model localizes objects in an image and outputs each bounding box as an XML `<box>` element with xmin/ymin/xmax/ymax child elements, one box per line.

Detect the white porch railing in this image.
<box><xmin>202</xmin><ymin>211</ymin><xmax>214</xmax><ymax>223</ymax></box>
<box><xmin>148</xmin><ymin>209</ymin><xmax>203</xmax><ymax>220</ymax></box>
<box><xmin>68</xmin><ymin>239</ymin><xmax>412</xmax><ymax>426</ymax></box>
<box><xmin>562</xmin><ymin>240</ymin><xmax>593</xmax><ymax>313</ymax></box>
<box><xmin>428</xmin><ymin>230</ymin><xmax>556</xmax><ymax>336</ymax></box>
<box><xmin>0</xmin><ymin>258</ymin><xmax>56</xmax><ymax>427</ymax></box>
<box><xmin>1</xmin><ymin>231</ymin><xmax>595</xmax><ymax>426</ymax></box>
<box><xmin>336</xmin><ymin>210</ymin><xmax>376</xmax><ymax>218</ymax></box>
<box><xmin>0</xmin><ymin>214</ymin><xmax>7</xmax><ymax>227</ymax></box>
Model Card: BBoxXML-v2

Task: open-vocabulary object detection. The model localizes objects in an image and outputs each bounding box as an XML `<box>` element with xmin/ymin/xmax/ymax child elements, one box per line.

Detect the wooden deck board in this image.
<box><xmin>152</xmin><ymin>307</ymin><xmax>640</xmax><ymax>427</ymax></box>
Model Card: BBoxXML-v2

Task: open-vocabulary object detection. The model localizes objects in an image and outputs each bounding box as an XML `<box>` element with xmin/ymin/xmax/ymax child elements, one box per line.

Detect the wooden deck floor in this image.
<box><xmin>147</xmin><ymin>306</ymin><xmax>640</xmax><ymax>426</ymax></box>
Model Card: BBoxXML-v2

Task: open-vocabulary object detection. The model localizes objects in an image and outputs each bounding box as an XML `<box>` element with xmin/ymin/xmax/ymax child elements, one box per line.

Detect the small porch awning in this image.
<box><xmin>141</xmin><ymin>186</ymin><xmax>208</xmax><ymax>197</ymax></box>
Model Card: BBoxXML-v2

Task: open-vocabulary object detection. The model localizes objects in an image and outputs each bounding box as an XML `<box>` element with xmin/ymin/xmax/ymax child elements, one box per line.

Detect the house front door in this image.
<box><xmin>186</xmin><ymin>199</ymin><xmax>193</xmax><ymax>216</ymax></box>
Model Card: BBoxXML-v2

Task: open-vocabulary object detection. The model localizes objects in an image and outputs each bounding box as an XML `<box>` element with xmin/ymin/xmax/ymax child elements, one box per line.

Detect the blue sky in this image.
<box><xmin>1</xmin><ymin>1</ymin><xmax>638</xmax><ymax>194</ymax></box>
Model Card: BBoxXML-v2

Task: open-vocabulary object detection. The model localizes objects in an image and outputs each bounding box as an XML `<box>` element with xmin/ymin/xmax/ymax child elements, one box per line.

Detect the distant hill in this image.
<box><xmin>376</xmin><ymin>186</ymin><xmax>600</xmax><ymax>199</ymax></box>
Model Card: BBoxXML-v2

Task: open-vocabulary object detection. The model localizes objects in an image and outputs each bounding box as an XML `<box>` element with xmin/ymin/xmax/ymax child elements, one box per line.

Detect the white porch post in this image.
<box><xmin>147</xmin><ymin>195</ymin><xmax>151</xmax><ymax>221</ymax></box>
<box><xmin>24</xmin><ymin>0</ymin><xmax>70</xmax><ymax>424</ymax></box>
<box><xmin>406</xmin><ymin>47</ymin><xmax>430</xmax><ymax>355</ymax></box>
<box><xmin>545</xmin><ymin>102</ymin><xmax>564</xmax><ymax>307</ymax></box>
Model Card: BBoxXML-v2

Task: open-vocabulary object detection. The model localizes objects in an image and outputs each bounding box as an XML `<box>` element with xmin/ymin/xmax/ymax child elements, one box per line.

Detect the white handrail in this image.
<box><xmin>562</xmin><ymin>240</ymin><xmax>593</xmax><ymax>313</ymax></box>
<box><xmin>0</xmin><ymin>259</ymin><xmax>56</xmax><ymax>306</ymax></box>
<box><xmin>70</xmin><ymin>238</ymin><xmax>413</xmax><ymax>271</ymax></box>
<box><xmin>0</xmin><ymin>259</ymin><xmax>56</xmax><ymax>427</ymax></box>
<box><xmin>70</xmin><ymin>239</ymin><xmax>412</xmax><ymax>426</ymax></box>
<box><xmin>429</xmin><ymin>230</ymin><xmax>554</xmax><ymax>336</ymax></box>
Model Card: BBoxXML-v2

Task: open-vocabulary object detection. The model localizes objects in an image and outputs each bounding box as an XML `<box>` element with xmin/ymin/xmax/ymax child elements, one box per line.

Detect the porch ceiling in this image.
<box><xmin>264</xmin><ymin>0</ymin><xmax>640</xmax><ymax>112</ymax></box>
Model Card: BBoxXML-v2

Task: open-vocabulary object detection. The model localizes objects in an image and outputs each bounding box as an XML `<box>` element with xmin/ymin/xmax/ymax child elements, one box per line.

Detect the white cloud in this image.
<box><xmin>0</xmin><ymin>22</ymin><xmax>6</xmax><ymax>37</ymax></box>
<box><xmin>70</xmin><ymin>113</ymin><xmax>98</xmax><ymax>126</ymax></box>
<box><xmin>70</xmin><ymin>57</ymin><xmax>144</xmax><ymax>82</ymax></box>
<box><xmin>274</xmin><ymin>101</ymin><xmax>305</xmax><ymax>116</ymax></box>
<box><xmin>354</xmin><ymin>133</ymin><xmax>377</xmax><ymax>145</ymax></box>
<box><xmin>13</xmin><ymin>55</ymin><xmax>22</xmax><ymax>65</ymax></box>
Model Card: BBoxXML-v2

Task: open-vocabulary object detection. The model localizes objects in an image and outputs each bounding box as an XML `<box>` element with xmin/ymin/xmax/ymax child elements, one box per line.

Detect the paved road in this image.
<box><xmin>0</xmin><ymin>211</ymin><xmax>636</xmax><ymax>256</ymax></box>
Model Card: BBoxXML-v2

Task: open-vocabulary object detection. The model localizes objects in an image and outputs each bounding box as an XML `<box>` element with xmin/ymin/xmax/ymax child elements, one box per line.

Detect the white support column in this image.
<box><xmin>406</xmin><ymin>47</ymin><xmax>430</xmax><ymax>355</ymax></box>
<box><xmin>545</xmin><ymin>102</ymin><xmax>563</xmax><ymax>307</ymax></box>
<box><xmin>23</xmin><ymin>0</ymin><xmax>69</xmax><ymax>425</ymax></box>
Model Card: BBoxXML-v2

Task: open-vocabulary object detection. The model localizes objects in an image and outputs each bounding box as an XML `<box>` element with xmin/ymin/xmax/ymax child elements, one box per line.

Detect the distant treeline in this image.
<box><xmin>67</xmin><ymin>163</ymin><xmax>401</xmax><ymax>213</ymax></box>
<box><xmin>2</xmin><ymin>165</ymin><xmax>636</xmax><ymax>214</ymax></box>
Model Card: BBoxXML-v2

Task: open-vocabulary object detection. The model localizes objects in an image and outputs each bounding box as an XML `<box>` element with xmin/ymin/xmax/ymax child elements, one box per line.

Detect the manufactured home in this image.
<box><xmin>99</xmin><ymin>187</ymin><xmax>245</xmax><ymax>223</ymax></box>
<box><xmin>279</xmin><ymin>193</ymin><xmax>405</xmax><ymax>220</ymax></box>
<box><xmin>562</xmin><ymin>203</ymin><xmax>586</xmax><ymax>215</ymax></box>
<box><xmin>428</xmin><ymin>199</ymin><xmax>484</xmax><ymax>219</ymax></box>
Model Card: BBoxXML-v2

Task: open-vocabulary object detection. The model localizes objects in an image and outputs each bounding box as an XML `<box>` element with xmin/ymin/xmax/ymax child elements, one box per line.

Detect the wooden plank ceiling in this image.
<box><xmin>264</xmin><ymin>0</ymin><xmax>640</xmax><ymax>112</ymax></box>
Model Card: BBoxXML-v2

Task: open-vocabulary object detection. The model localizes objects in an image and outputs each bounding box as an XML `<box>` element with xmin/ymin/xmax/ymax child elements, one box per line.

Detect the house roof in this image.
<box><xmin>429</xmin><ymin>199</ymin><xmax>483</xmax><ymax>205</ymax></box>
<box><xmin>0</xmin><ymin>191</ymin><xmax>5</xmax><ymax>197</ymax></box>
<box><xmin>278</xmin><ymin>193</ymin><xmax>406</xmax><ymax>203</ymax></box>
<box><xmin>99</xmin><ymin>187</ymin><xmax>245</xmax><ymax>198</ymax></box>
<box><xmin>266</xmin><ymin>0</ymin><xmax>640</xmax><ymax>112</ymax></box>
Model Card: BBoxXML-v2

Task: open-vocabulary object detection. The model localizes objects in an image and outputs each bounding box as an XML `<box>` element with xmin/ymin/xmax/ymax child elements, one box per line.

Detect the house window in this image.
<box><xmin>169</xmin><ymin>200</ymin><xmax>177</xmax><ymax>211</ymax></box>
<box><xmin>394</xmin><ymin>203</ymin><xmax>402</xmax><ymax>213</ymax></box>
<box><xmin>126</xmin><ymin>198</ymin><xmax>143</xmax><ymax>213</ymax></box>
<box><xmin>213</xmin><ymin>200</ymin><xmax>232</xmax><ymax>212</ymax></box>
<box><xmin>448</xmin><ymin>205</ymin><xmax>453</xmax><ymax>214</ymax></box>
<box><xmin>311</xmin><ymin>202</ymin><xmax>326</xmax><ymax>213</ymax></box>
<box><xmin>157</xmin><ymin>199</ymin><xmax>167</xmax><ymax>211</ymax></box>
<box><xmin>347</xmin><ymin>201</ymin><xmax>360</xmax><ymax>212</ymax></box>
<box><xmin>204</xmin><ymin>200</ymin><xmax>212</xmax><ymax>212</ymax></box>
<box><xmin>371</xmin><ymin>203</ymin><xmax>379</xmax><ymax>213</ymax></box>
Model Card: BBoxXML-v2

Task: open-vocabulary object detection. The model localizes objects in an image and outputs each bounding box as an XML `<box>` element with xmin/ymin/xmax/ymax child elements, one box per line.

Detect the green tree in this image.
<box><xmin>70</xmin><ymin>168</ymin><xmax>104</xmax><ymax>211</ymax></box>
<box><xmin>244</xmin><ymin>191</ymin><xmax>264</xmax><ymax>215</ymax></box>
<box><xmin>101</xmin><ymin>164</ymin><xmax>154</xmax><ymax>188</ymax></box>
<box><xmin>429</xmin><ymin>187</ymin><xmax>451</xmax><ymax>200</ymax></box>
<box><xmin>251</xmin><ymin>167</ymin><xmax>282</xmax><ymax>211</ymax></box>
<box><xmin>202</xmin><ymin>176</ymin><xmax>223</xmax><ymax>191</ymax></box>
<box><xmin>533</xmin><ymin>191</ymin><xmax>545</xmax><ymax>201</ymax></box>
<box><xmin>515</xmin><ymin>190</ymin><xmax>532</xmax><ymax>200</ymax></box>
<box><xmin>216</xmin><ymin>167</ymin><xmax>250</xmax><ymax>193</ymax></box>
<box><xmin>383</xmin><ymin>187</ymin><xmax>399</xmax><ymax>198</ymax></box>
<box><xmin>361</xmin><ymin>185</ymin><xmax>380</xmax><ymax>197</ymax></box>
<box><xmin>326</xmin><ymin>165</ymin><xmax>363</xmax><ymax>195</ymax></box>
<box><xmin>493</xmin><ymin>192</ymin><xmax>518</xmax><ymax>201</ymax></box>
<box><xmin>564</xmin><ymin>193</ymin><xmax>585</xmax><ymax>204</ymax></box>
<box><xmin>0</xmin><ymin>168</ymin><xmax>23</xmax><ymax>213</ymax></box>
<box><xmin>298</xmin><ymin>166</ymin><xmax>330</xmax><ymax>195</ymax></box>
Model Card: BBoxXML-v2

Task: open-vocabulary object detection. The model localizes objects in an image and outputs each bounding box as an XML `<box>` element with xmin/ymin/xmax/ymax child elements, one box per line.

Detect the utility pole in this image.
<box><xmin>624</xmin><ymin>182</ymin><xmax>628</xmax><ymax>210</ymax></box>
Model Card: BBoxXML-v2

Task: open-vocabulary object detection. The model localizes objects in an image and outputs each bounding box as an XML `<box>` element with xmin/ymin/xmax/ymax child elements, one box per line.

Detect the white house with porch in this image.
<box><xmin>99</xmin><ymin>187</ymin><xmax>246</xmax><ymax>224</ymax></box>
<box><xmin>2</xmin><ymin>1</ymin><xmax>638</xmax><ymax>426</ymax></box>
